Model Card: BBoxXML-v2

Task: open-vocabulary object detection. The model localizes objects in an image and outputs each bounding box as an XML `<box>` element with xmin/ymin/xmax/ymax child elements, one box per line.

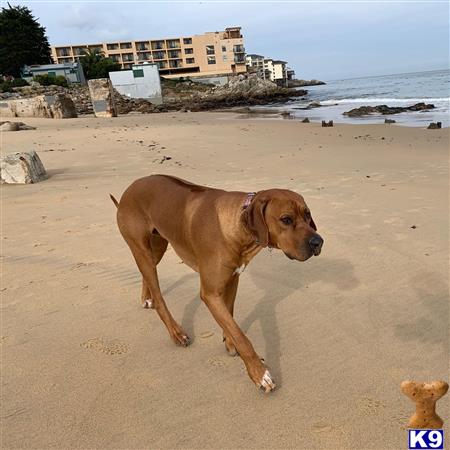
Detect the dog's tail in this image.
<box><xmin>109</xmin><ymin>194</ymin><xmax>119</xmax><ymax>208</ymax></box>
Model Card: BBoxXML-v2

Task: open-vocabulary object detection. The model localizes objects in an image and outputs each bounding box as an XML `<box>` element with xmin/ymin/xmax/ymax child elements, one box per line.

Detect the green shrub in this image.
<box><xmin>33</xmin><ymin>74</ymin><xmax>68</xmax><ymax>87</ymax></box>
<box><xmin>0</xmin><ymin>78</ymin><xmax>29</xmax><ymax>92</ymax></box>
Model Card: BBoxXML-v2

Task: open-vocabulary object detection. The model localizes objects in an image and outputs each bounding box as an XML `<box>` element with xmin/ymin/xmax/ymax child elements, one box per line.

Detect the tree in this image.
<box><xmin>79</xmin><ymin>48</ymin><xmax>121</xmax><ymax>80</ymax></box>
<box><xmin>0</xmin><ymin>4</ymin><xmax>52</xmax><ymax>77</ymax></box>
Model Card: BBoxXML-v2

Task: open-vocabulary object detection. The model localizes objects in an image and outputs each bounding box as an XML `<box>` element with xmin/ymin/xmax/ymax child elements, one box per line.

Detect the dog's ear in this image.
<box><xmin>245</xmin><ymin>196</ymin><xmax>269</xmax><ymax>247</ymax></box>
<box><xmin>310</xmin><ymin>215</ymin><xmax>317</xmax><ymax>231</ymax></box>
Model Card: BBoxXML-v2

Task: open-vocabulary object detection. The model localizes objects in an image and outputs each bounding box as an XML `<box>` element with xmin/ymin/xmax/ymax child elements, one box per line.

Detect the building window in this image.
<box><xmin>222</xmin><ymin>46</ymin><xmax>226</xmax><ymax>52</ymax></box>
<box><xmin>133</xmin><ymin>69</ymin><xmax>144</xmax><ymax>78</ymax></box>
<box><xmin>120</xmin><ymin>42</ymin><xmax>132</xmax><ymax>49</ymax></box>
<box><xmin>183</xmin><ymin>38</ymin><xmax>192</xmax><ymax>45</ymax></box>
<box><xmin>184</xmin><ymin>48</ymin><xmax>193</xmax><ymax>54</ymax></box>
<box><xmin>207</xmin><ymin>56</ymin><xmax>216</xmax><ymax>65</ymax></box>
<box><xmin>206</xmin><ymin>45</ymin><xmax>215</xmax><ymax>55</ymax></box>
<box><xmin>107</xmin><ymin>43</ymin><xmax>119</xmax><ymax>50</ymax></box>
<box><xmin>233</xmin><ymin>44</ymin><xmax>245</xmax><ymax>53</ymax></box>
<box><xmin>186</xmin><ymin>58</ymin><xmax>195</xmax><ymax>64</ymax></box>
<box><xmin>122</xmin><ymin>53</ymin><xmax>134</xmax><ymax>62</ymax></box>
<box><xmin>223</xmin><ymin>55</ymin><xmax>228</xmax><ymax>62</ymax></box>
<box><xmin>47</xmin><ymin>71</ymin><xmax>56</xmax><ymax>77</ymax></box>
<box><xmin>153</xmin><ymin>51</ymin><xmax>166</xmax><ymax>60</ymax></box>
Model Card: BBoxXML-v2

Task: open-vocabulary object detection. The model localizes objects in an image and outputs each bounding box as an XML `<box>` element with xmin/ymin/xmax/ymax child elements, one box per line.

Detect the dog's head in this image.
<box><xmin>243</xmin><ymin>189</ymin><xmax>323</xmax><ymax>261</ymax></box>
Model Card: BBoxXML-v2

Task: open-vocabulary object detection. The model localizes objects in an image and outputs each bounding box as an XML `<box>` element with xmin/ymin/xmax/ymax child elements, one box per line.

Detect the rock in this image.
<box><xmin>385</xmin><ymin>119</ymin><xmax>396</xmax><ymax>124</ymax></box>
<box><xmin>0</xmin><ymin>150</ymin><xmax>47</xmax><ymax>184</ymax></box>
<box><xmin>427</xmin><ymin>122</ymin><xmax>442</xmax><ymax>129</ymax></box>
<box><xmin>322</xmin><ymin>120</ymin><xmax>333</xmax><ymax>127</ymax></box>
<box><xmin>0</xmin><ymin>121</ymin><xmax>36</xmax><ymax>131</ymax></box>
<box><xmin>0</xmin><ymin>94</ymin><xmax>77</xmax><ymax>119</ymax></box>
<box><xmin>308</xmin><ymin>102</ymin><xmax>322</xmax><ymax>109</ymax></box>
<box><xmin>301</xmin><ymin>117</ymin><xmax>310</xmax><ymax>123</ymax></box>
<box><xmin>344</xmin><ymin>102</ymin><xmax>435</xmax><ymax>117</ymax></box>
<box><xmin>288</xmin><ymin>79</ymin><xmax>326</xmax><ymax>88</ymax></box>
<box><xmin>88</xmin><ymin>79</ymin><xmax>117</xmax><ymax>117</ymax></box>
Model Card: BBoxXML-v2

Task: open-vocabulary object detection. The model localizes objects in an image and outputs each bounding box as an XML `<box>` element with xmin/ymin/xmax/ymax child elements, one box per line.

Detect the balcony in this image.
<box><xmin>234</xmin><ymin>54</ymin><xmax>246</xmax><ymax>63</ymax></box>
<box><xmin>169</xmin><ymin>59</ymin><xmax>183</xmax><ymax>68</ymax></box>
<box><xmin>136</xmin><ymin>41</ymin><xmax>149</xmax><ymax>51</ymax></box>
<box><xmin>168</xmin><ymin>50</ymin><xmax>181</xmax><ymax>59</ymax></box>
<box><xmin>138</xmin><ymin>52</ymin><xmax>152</xmax><ymax>61</ymax></box>
<box><xmin>167</xmin><ymin>40</ymin><xmax>181</xmax><ymax>49</ymax></box>
<box><xmin>152</xmin><ymin>41</ymin><xmax>165</xmax><ymax>50</ymax></box>
<box><xmin>120</xmin><ymin>42</ymin><xmax>132</xmax><ymax>49</ymax></box>
<box><xmin>153</xmin><ymin>51</ymin><xmax>167</xmax><ymax>60</ymax></box>
<box><xmin>233</xmin><ymin>45</ymin><xmax>245</xmax><ymax>54</ymax></box>
<box><xmin>57</xmin><ymin>47</ymin><xmax>70</xmax><ymax>57</ymax></box>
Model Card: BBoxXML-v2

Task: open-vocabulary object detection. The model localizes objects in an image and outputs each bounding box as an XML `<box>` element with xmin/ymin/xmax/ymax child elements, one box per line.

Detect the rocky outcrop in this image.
<box><xmin>0</xmin><ymin>74</ymin><xmax>308</xmax><ymax>115</ymax></box>
<box><xmin>0</xmin><ymin>121</ymin><xmax>36</xmax><ymax>131</ymax></box>
<box><xmin>88</xmin><ymin>79</ymin><xmax>117</xmax><ymax>118</ymax></box>
<box><xmin>344</xmin><ymin>103</ymin><xmax>435</xmax><ymax>117</ymax></box>
<box><xmin>0</xmin><ymin>94</ymin><xmax>77</xmax><ymax>119</ymax></box>
<box><xmin>288</xmin><ymin>79</ymin><xmax>326</xmax><ymax>88</ymax></box>
<box><xmin>0</xmin><ymin>150</ymin><xmax>47</xmax><ymax>184</ymax></box>
<box><xmin>427</xmin><ymin>122</ymin><xmax>442</xmax><ymax>129</ymax></box>
<box><xmin>322</xmin><ymin>120</ymin><xmax>333</xmax><ymax>127</ymax></box>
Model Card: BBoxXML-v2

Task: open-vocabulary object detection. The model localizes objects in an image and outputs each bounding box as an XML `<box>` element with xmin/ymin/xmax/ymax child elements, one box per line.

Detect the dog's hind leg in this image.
<box><xmin>141</xmin><ymin>234</ymin><xmax>168</xmax><ymax>309</ymax></box>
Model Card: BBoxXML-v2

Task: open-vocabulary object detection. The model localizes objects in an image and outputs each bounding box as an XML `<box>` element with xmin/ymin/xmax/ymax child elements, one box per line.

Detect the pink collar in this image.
<box><xmin>242</xmin><ymin>192</ymin><xmax>256</xmax><ymax>210</ymax></box>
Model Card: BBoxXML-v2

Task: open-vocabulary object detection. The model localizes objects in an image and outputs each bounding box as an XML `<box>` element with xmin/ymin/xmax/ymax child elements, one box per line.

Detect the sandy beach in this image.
<box><xmin>2</xmin><ymin>113</ymin><xmax>448</xmax><ymax>449</ymax></box>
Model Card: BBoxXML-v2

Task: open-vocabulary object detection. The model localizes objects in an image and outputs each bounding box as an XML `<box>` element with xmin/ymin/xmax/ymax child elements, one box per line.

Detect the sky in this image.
<box><xmin>14</xmin><ymin>0</ymin><xmax>450</xmax><ymax>80</ymax></box>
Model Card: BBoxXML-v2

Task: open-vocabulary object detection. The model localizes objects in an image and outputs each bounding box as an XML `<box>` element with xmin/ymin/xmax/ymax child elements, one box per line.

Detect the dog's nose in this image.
<box><xmin>309</xmin><ymin>235</ymin><xmax>323</xmax><ymax>254</ymax></box>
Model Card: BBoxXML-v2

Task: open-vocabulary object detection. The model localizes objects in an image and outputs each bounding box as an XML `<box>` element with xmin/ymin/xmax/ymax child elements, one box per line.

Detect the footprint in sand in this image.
<box><xmin>358</xmin><ymin>397</ymin><xmax>386</xmax><ymax>415</ymax></box>
<box><xmin>80</xmin><ymin>337</ymin><xmax>129</xmax><ymax>355</ymax></box>
<box><xmin>207</xmin><ymin>356</ymin><xmax>230</xmax><ymax>368</ymax></box>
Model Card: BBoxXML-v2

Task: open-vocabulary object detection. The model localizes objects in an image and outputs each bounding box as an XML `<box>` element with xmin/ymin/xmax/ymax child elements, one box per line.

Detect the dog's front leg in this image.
<box><xmin>200</xmin><ymin>275</ymin><xmax>275</xmax><ymax>393</ymax></box>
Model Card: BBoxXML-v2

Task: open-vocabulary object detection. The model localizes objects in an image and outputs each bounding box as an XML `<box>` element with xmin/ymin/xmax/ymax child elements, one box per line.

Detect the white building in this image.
<box><xmin>109</xmin><ymin>63</ymin><xmax>162</xmax><ymax>104</ymax></box>
<box><xmin>246</xmin><ymin>54</ymin><xmax>293</xmax><ymax>86</ymax></box>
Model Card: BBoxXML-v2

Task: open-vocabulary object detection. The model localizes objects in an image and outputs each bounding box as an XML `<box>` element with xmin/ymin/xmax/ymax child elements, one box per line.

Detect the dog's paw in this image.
<box><xmin>142</xmin><ymin>299</ymin><xmax>153</xmax><ymax>309</ymax></box>
<box><xmin>259</xmin><ymin>370</ymin><xmax>276</xmax><ymax>393</ymax></box>
<box><xmin>171</xmin><ymin>326</ymin><xmax>191</xmax><ymax>347</ymax></box>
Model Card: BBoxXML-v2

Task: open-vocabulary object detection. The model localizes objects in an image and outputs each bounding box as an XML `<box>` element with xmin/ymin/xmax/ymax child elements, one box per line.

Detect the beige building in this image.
<box><xmin>51</xmin><ymin>27</ymin><xmax>246</xmax><ymax>79</ymax></box>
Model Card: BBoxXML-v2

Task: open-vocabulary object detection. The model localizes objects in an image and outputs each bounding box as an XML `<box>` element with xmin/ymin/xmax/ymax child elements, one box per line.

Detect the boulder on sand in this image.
<box><xmin>0</xmin><ymin>150</ymin><xmax>47</xmax><ymax>184</ymax></box>
<box><xmin>0</xmin><ymin>121</ymin><xmax>36</xmax><ymax>131</ymax></box>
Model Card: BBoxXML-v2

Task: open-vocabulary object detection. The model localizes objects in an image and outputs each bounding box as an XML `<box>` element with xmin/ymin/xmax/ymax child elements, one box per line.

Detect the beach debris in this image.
<box><xmin>88</xmin><ymin>78</ymin><xmax>117</xmax><ymax>118</ymax></box>
<box><xmin>321</xmin><ymin>120</ymin><xmax>333</xmax><ymax>127</ymax></box>
<box><xmin>0</xmin><ymin>121</ymin><xmax>36</xmax><ymax>131</ymax></box>
<box><xmin>427</xmin><ymin>122</ymin><xmax>442</xmax><ymax>129</ymax></box>
<box><xmin>343</xmin><ymin>102</ymin><xmax>435</xmax><ymax>117</ymax></box>
<box><xmin>0</xmin><ymin>150</ymin><xmax>47</xmax><ymax>184</ymax></box>
<box><xmin>301</xmin><ymin>117</ymin><xmax>310</xmax><ymax>123</ymax></box>
<box><xmin>384</xmin><ymin>119</ymin><xmax>396</xmax><ymax>124</ymax></box>
<box><xmin>0</xmin><ymin>94</ymin><xmax>77</xmax><ymax>119</ymax></box>
<box><xmin>401</xmin><ymin>380</ymin><xmax>448</xmax><ymax>429</ymax></box>
<box><xmin>410</xmin><ymin>225</ymin><xmax>417</xmax><ymax>229</ymax></box>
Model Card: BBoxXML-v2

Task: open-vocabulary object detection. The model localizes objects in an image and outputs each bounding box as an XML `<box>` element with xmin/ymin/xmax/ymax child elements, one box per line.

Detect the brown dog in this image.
<box><xmin>111</xmin><ymin>174</ymin><xmax>323</xmax><ymax>392</ymax></box>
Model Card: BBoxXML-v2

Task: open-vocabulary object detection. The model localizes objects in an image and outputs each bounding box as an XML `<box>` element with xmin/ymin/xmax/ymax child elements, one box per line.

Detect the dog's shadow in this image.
<box><xmin>179</xmin><ymin>253</ymin><xmax>358</xmax><ymax>386</ymax></box>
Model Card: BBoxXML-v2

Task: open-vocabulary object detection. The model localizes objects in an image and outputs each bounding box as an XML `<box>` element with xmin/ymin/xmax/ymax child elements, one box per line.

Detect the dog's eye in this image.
<box><xmin>280</xmin><ymin>216</ymin><xmax>293</xmax><ymax>225</ymax></box>
<box><xmin>304</xmin><ymin>209</ymin><xmax>311</xmax><ymax>219</ymax></box>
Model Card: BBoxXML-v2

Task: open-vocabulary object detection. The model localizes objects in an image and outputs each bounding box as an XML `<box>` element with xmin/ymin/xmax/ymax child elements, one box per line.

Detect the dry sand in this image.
<box><xmin>2</xmin><ymin>112</ymin><xmax>449</xmax><ymax>449</ymax></box>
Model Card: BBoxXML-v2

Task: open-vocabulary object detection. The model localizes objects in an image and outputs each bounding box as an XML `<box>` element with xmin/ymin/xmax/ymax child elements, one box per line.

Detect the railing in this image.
<box><xmin>233</xmin><ymin>45</ymin><xmax>245</xmax><ymax>53</ymax></box>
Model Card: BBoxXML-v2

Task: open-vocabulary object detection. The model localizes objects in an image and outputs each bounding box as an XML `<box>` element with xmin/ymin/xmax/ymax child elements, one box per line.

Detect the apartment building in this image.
<box><xmin>51</xmin><ymin>27</ymin><xmax>246</xmax><ymax>79</ymax></box>
<box><xmin>246</xmin><ymin>54</ymin><xmax>294</xmax><ymax>86</ymax></box>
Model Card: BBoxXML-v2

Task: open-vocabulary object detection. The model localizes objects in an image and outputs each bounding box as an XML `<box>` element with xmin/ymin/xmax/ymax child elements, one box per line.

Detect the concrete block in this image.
<box><xmin>0</xmin><ymin>94</ymin><xmax>77</xmax><ymax>119</ymax></box>
<box><xmin>88</xmin><ymin>78</ymin><xmax>117</xmax><ymax>117</ymax></box>
<box><xmin>0</xmin><ymin>150</ymin><xmax>47</xmax><ymax>184</ymax></box>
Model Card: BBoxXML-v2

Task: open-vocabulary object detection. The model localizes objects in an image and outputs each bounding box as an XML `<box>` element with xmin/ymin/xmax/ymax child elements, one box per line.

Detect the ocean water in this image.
<box><xmin>275</xmin><ymin>69</ymin><xmax>450</xmax><ymax>127</ymax></box>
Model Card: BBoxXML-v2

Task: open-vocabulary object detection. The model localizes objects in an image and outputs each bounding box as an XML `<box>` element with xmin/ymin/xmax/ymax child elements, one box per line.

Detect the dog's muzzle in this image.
<box><xmin>309</xmin><ymin>235</ymin><xmax>323</xmax><ymax>256</ymax></box>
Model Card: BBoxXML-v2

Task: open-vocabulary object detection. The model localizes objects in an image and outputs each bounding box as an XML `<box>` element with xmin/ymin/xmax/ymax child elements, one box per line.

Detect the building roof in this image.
<box><xmin>247</xmin><ymin>54</ymin><xmax>265</xmax><ymax>58</ymax></box>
